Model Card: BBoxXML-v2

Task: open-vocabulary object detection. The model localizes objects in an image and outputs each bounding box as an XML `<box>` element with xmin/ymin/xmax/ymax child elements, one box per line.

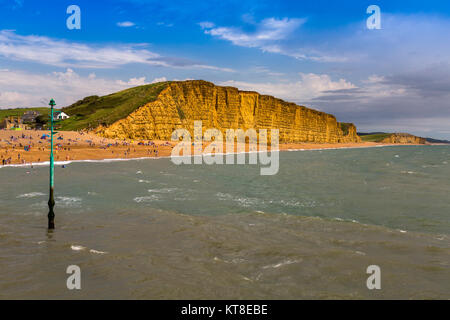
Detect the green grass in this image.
<box><xmin>59</xmin><ymin>81</ymin><xmax>170</xmax><ymax>131</ymax></box>
<box><xmin>0</xmin><ymin>107</ymin><xmax>51</xmax><ymax>123</ymax></box>
<box><xmin>339</xmin><ymin>122</ymin><xmax>352</xmax><ymax>135</ymax></box>
<box><xmin>359</xmin><ymin>133</ymin><xmax>392</xmax><ymax>142</ymax></box>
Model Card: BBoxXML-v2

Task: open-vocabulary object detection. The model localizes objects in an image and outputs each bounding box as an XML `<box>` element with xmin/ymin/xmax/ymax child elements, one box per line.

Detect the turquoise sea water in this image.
<box><xmin>0</xmin><ymin>145</ymin><xmax>449</xmax><ymax>299</ymax></box>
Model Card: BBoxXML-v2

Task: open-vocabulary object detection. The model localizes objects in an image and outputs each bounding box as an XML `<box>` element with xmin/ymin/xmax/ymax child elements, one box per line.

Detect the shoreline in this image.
<box><xmin>0</xmin><ymin>129</ymin><xmax>435</xmax><ymax>168</ymax></box>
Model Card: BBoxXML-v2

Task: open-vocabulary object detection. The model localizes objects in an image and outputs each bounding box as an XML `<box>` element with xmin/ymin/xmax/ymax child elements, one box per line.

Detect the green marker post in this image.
<box><xmin>48</xmin><ymin>99</ymin><xmax>56</xmax><ymax>230</ymax></box>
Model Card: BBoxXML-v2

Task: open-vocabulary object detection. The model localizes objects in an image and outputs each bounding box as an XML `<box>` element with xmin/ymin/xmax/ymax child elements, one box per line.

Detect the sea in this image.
<box><xmin>0</xmin><ymin>145</ymin><xmax>449</xmax><ymax>299</ymax></box>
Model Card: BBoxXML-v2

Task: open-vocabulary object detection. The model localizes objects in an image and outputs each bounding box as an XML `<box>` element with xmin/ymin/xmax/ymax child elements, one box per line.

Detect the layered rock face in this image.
<box><xmin>381</xmin><ymin>133</ymin><xmax>426</xmax><ymax>144</ymax></box>
<box><xmin>96</xmin><ymin>80</ymin><xmax>361</xmax><ymax>143</ymax></box>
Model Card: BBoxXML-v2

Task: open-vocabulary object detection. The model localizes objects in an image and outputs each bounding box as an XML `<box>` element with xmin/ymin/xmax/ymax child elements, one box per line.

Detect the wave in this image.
<box><xmin>262</xmin><ymin>259</ymin><xmax>301</xmax><ymax>269</ymax></box>
<box><xmin>71</xmin><ymin>245</ymin><xmax>107</xmax><ymax>254</ymax></box>
<box><xmin>16</xmin><ymin>192</ymin><xmax>46</xmax><ymax>198</ymax></box>
<box><xmin>134</xmin><ymin>195</ymin><xmax>161</xmax><ymax>203</ymax></box>
<box><xmin>216</xmin><ymin>192</ymin><xmax>318</xmax><ymax>209</ymax></box>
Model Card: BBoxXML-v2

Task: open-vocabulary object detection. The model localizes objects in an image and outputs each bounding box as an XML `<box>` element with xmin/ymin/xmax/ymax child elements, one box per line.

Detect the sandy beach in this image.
<box><xmin>0</xmin><ymin>129</ymin><xmax>417</xmax><ymax>166</ymax></box>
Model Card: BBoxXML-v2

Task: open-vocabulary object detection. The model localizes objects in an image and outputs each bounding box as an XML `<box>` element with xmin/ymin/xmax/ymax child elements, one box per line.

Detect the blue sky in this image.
<box><xmin>1</xmin><ymin>0</ymin><xmax>450</xmax><ymax>139</ymax></box>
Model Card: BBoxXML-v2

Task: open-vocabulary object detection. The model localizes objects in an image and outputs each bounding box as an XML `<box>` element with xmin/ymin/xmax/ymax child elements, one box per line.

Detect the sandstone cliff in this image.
<box><xmin>381</xmin><ymin>133</ymin><xmax>426</xmax><ymax>144</ymax></box>
<box><xmin>96</xmin><ymin>80</ymin><xmax>361</xmax><ymax>143</ymax></box>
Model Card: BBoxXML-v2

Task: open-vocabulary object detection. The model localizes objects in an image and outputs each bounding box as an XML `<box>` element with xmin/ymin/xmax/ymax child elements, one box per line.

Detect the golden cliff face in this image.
<box><xmin>381</xmin><ymin>133</ymin><xmax>426</xmax><ymax>144</ymax></box>
<box><xmin>96</xmin><ymin>80</ymin><xmax>361</xmax><ymax>143</ymax></box>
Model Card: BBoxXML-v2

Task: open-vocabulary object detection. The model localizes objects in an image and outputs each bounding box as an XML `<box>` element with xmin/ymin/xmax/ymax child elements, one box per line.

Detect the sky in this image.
<box><xmin>0</xmin><ymin>0</ymin><xmax>449</xmax><ymax>139</ymax></box>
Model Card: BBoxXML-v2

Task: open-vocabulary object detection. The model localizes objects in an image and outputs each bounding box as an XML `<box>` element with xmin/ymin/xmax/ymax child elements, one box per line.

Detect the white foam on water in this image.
<box><xmin>147</xmin><ymin>188</ymin><xmax>177</xmax><ymax>193</ymax></box>
<box><xmin>16</xmin><ymin>192</ymin><xmax>46</xmax><ymax>198</ymax></box>
<box><xmin>89</xmin><ymin>249</ymin><xmax>107</xmax><ymax>254</ymax></box>
<box><xmin>57</xmin><ymin>196</ymin><xmax>82</xmax><ymax>207</ymax></box>
<box><xmin>70</xmin><ymin>244</ymin><xmax>107</xmax><ymax>254</ymax></box>
<box><xmin>216</xmin><ymin>192</ymin><xmax>260</xmax><ymax>207</ymax></box>
<box><xmin>71</xmin><ymin>245</ymin><xmax>86</xmax><ymax>251</ymax></box>
<box><xmin>133</xmin><ymin>195</ymin><xmax>161</xmax><ymax>203</ymax></box>
<box><xmin>262</xmin><ymin>259</ymin><xmax>301</xmax><ymax>269</ymax></box>
<box><xmin>216</xmin><ymin>192</ymin><xmax>318</xmax><ymax>209</ymax></box>
<box><xmin>277</xmin><ymin>199</ymin><xmax>317</xmax><ymax>208</ymax></box>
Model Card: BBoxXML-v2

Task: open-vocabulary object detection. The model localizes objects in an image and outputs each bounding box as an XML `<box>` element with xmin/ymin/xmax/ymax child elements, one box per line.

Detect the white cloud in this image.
<box><xmin>200</xmin><ymin>17</ymin><xmax>346</xmax><ymax>62</ymax></box>
<box><xmin>117</xmin><ymin>21</ymin><xmax>136</xmax><ymax>27</ymax></box>
<box><xmin>220</xmin><ymin>73</ymin><xmax>356</xmax><ymax>103</ymax></box>
<box><xmin>116</xmin><ymin>76</ymin><xmax>148</xmax><ymax>86</ymax></box>
<box><xmin>151</xmin><ymin>77</ymin><xmax>167</xmax><ymax>83</ymax></box>
<box><xmin>0</xmin><ymin>68</ymin><xmax>167</xmax><ymax>108</ymax></box>
<box><xmin>0</xmin><ymin>30</ymin><xmax>157</xmax><ymax>68</ymax></box>
<box><xmin>0</xmin><ymin>30</ymin><xmax>233</xmax><ymax>71</ymax></box>
<box><xmin>202</xmin><ymin>17</ymin><xmax>304</xmax><ymax>48</ymax></box>
<box><xmin>0</xmin><ymin>91</ymin><xmax>23</xmax><ymax>103</ymax></box>
<box><xmin>115</xmin><ymin>76</ymin><xmax>166</xmax><ymax>86</ymax></box>
<box><xmin>198</xmin><ymin>21</ymin><xmax>215</xmax><ymax>29</ymax></box>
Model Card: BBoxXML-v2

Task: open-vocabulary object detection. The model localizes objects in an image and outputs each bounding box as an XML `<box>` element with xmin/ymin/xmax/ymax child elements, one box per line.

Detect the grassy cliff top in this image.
<box><xmin>59</xmin><ymin>81</ymin><xmax>170</xmax><ymax>131</ymax></box>
<box><xmin>358</xmin><ymin>133</ymin><xmax>392</xmax><ymax>142</ymax></box>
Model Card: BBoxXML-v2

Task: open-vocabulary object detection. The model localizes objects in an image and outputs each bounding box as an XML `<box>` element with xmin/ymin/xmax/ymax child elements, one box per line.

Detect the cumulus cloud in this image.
<box><xmin>220</xmin><ymin>73</ymin><xmax>355</xmax><ymax>103</ymax></box>
<box><xmin>150</xmin><ymin>77</ymin><xmax>167</xmax><ymax>83</ymax></box>
<box><xmin>0</xmin><ymin>68</ymin><xmax>166</xmax><ymax>108</ymax></box>
<box><xmin>116</xmin><ymin>76</ymin><xmax>148</xmax><ymax>86</ymax></box>
<box><xmin>115</xmin><ymin>76</ymin><xmax>166</xmax><ymax>86</ymax></box>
